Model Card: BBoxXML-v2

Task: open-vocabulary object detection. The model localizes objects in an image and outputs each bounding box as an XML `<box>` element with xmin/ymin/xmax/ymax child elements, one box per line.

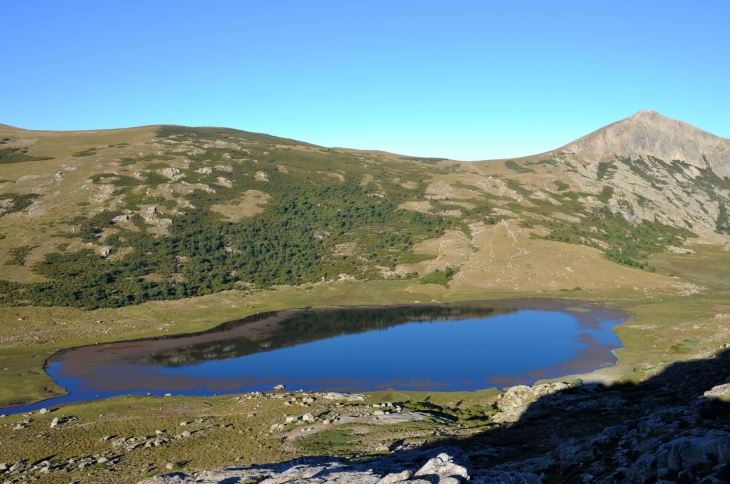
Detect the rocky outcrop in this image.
<box><xmin>492</xmin><ymin>382</ymin><xmax>570</xmax><ymax>423</ymax></box>
<box><xmin>491</xmin><ymin>389</ymin><xmax>730</xmax><ymax>483</ymax></box>
<box><xmin>562</xmin><ymin>110</ymin><xmax>730</xmax><ymax>178</ymax></box>
<box><xmin>139</xmin><ymin>447</ymin><xmax>540</xmax><ymax>484</ymax></box>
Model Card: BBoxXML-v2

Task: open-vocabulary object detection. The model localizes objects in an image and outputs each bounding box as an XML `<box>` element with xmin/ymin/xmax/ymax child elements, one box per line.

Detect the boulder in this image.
<box><xmin>655</xmin><ymin>429</ymin><xmax>730</xmax><ymax>474</ymax></box>
<box><xmin>493</xmin><ymin>382</ymin><xmax>570</xmax><ymax>423</ymax></box>
<box><xmin>414</xmin><ymin>453</ymin><xmax>470</xmax><ymax>481</ymax></box>
<box><xmin>703</xmin><ymin>383</ymin><xmax>730</xmax><ymax>398</ymax></box>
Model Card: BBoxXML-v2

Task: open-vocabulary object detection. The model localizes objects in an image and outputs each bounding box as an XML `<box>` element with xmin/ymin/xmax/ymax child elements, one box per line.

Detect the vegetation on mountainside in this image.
<box><xmin>0</xmin><ymin>147</ymin><xmax>53</xmax><ymax>164</ymax></box>
<box><xmin>0</xmin><ymin>125</ymin><xmax>720</xmax><ymax>312</ymax></box>
<box><xmin>717</xmin><ymin>203</ymin><xmax>729</xmax><ymax>235</ymax></box>
<box><xmin>0</xmin><ymin>193</ymin><xmax>39</xmax><ymax>218</ymax></box>
<box><xmin>504</xmin><ymin>160</ymin><xmax>534</xmax><ymax>173</ymax></box>
<box><xmin>5</xmin><ymin>246</ymin><xmax>34</xmax><ymax>266</ymax></box>
<box><xmin>0</xmin><ymin>127</ymin><xmax>452</xmax><ymax>310</ymax></box>
<box><xmin>419</xmin><ymin>266</ymin><xmax>459</xmax><ymax>287</ymax></box>
<box><xmin>527</xmin><ymin>207</ymin><xmax>693</xmax><ymax>270</ymax></box>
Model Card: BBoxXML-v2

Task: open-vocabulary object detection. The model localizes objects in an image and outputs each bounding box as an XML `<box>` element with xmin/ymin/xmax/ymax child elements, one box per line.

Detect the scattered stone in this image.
<box><xmin>273</xmin><ymin>384</ymin><xmax>285</xmax><ymax>391</ymax></box>
<box><xmin>39</xmin><ymin>408</ymin><xmax>48</xmax><ymax>414</ymax></box>
<box><xmin>138</xmin><ymin>447</ymin><xmax>481</xmax><ymax>484</ymax></box>
<box><xmin>9</xmin><ymin>460</ymin><xmax>25</xmax><ymax>472</ymax></box>
<box><xmin>302</xmin><ymin>413</ymin><xmax>315</xmax><ymax>423</ymax></box>
<box><xmin>50</xmin><ymin>417</ymin><xmax>59</xmax><ymax>428</ymax></box>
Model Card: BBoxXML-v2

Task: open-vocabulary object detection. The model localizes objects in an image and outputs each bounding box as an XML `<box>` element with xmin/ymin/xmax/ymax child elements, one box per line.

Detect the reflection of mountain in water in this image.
<box><xmin>147</xmin><ymin>304</ymin><xmax>515</xmax><ymax>367</ymax></box>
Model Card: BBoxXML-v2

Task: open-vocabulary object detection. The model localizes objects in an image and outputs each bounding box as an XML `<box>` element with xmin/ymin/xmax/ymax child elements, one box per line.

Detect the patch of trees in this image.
<box><xmin>0</xmin><ymin>152</ymin><xmax>451</xmax><ymax>309</ymax></box>
<box><xmin>533</xmin><ymin>207</ymin><xmax>694</xmax><ymax>270</ymax></box>
<box><xmin>419</xmin><ymin>266</ymin><xmax>459</xmax><ymax>287</ymax></box>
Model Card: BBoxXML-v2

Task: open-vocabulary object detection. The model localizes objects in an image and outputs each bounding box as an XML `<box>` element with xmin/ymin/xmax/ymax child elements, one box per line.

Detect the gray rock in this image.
<box><xmin>302</xmin><ymin>412</ymin><xmax>315</xmax><ymax>423</ymax></box>
<box><xmin>655</xmin><ymin>429</ymin><xmax>730</xmax><ymax>474</ymax></box>
<box><xmin>139</xmin><ymin>448</ymin><xmax>473</xmax><ymax>484</ymax></box>
<box><xmin>471</xmin><ymin>470</ymin><xmax>542</xmax><ymax>484</ymax></box>
<box><xmin>376</xmin><ymin>470</ymin><xmax>412</xmax><ymax>484</ymax></box>
<box><xmin>493</xmin><ymin>383</ymin><xmax>570</xmax><ymax>423</ymax></box>
<box><xmin>414</xmin><ymin>453</ymin><xmax>469</xmax><ymax>481</ymax></box>
<box><xmin>9</xmin><ymin>460</ymin><xmax>25</xmax><ymax>472</ymax></box>
<box><xmin>704</xmin><ymin>383</ymin><xmax>730</xmax><ymax>398</ymax></box>
<box><xmin>626</xmin><ymin>453</ymin><xmax>657</xmax><ymax>483</ymax></box>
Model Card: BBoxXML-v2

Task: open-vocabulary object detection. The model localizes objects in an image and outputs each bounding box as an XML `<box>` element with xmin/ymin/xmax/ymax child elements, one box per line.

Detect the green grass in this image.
<box><xmin>295</xmin><ymin>428</ymin><xmax>360</xmax><ymax>454</ymax></box>
<box><xmin>0</xmin><ymin>147</ymin><xmax>53</xmax><ymax>164</ymax></box>
<box><xmin>596</xmin><ymin>186</ymin><xmax>614</xmax><ymax>203</ymax></box>
<box><xmin>72</xmin><ymin>147</ymin><xmax>98</xmax><ymax>157</ymax></box>
<box><xmin>504</xmin><ymin>160</ymin><xmax>535</xmax><ymax>173</ymax></box>
<box><xmin>597</xmin><ymin>161</ymin><xmax>615</xmax><ymax>180</ymax></box>
<box><xmin>419</xmin><ymin>267</ymin><xmax>458</xmax><ymax>287</ymax></box>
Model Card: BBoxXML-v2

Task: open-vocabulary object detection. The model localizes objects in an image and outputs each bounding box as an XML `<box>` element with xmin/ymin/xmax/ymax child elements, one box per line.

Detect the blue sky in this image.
<box><xmin>2</xmin><ymin>1</ymin><xmax>729</xmax><ymax>160</ymax></box>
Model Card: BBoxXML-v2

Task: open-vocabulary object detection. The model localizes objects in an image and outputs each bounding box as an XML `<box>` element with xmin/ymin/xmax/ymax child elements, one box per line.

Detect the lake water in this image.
<box><xmin>1</xmin><ymin>299</ymin><xmax>627</xmax><ymax>414</ymax></box>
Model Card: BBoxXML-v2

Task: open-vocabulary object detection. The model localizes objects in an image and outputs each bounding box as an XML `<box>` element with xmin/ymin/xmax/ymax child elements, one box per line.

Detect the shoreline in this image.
<box><xmin>0</xmin><ymin>297</ymin><xmax>630</xmax><ymax>415</ymax></box>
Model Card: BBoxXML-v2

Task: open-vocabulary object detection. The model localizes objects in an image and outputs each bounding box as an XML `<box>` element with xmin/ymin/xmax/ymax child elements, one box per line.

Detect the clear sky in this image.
<box><xmin>2</xmin><ymin>1</ymin><xmax>729</xmax><ymax>160</ymax></box>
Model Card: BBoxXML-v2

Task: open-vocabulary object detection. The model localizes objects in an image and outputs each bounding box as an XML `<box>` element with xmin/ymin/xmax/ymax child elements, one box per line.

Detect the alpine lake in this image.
<box><xmin>3</xmin><ymin>299</ymin><xmax>628</xmax><ymax>414</ymax></box>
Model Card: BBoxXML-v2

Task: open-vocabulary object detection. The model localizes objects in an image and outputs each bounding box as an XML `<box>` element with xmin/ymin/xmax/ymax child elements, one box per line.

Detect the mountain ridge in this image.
<box><xmin>560</xmin><ymin>110</ymin><xmax>730</xmax><ymax>178</ymax></box>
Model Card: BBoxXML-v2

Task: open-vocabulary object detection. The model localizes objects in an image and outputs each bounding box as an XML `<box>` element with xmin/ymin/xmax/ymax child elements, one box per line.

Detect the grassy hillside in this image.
<box><xmin>0</xmin><ymin>123</ymin><xmax>709</xmax><ymax>312</ymax></box>
<box><xmin>0</xmin><ymin>120</ymin><xmax>728</xmax><ymax>409</ymax></box>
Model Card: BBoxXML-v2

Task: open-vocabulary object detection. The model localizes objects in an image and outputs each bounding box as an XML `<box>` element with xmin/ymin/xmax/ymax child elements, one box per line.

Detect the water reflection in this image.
<box><xmin>146</xmin><ymin>305</ymin><xmax>513</xmax><ymax>366</ymax></box>
<box><xmin>2</xmin><ymin>300</ymin><xmax>629</xmax><ymax>414</ymax></box>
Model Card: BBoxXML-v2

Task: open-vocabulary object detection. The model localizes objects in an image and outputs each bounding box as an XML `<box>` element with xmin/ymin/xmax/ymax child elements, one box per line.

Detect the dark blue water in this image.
<box><xmin>1</xmin><ymin>302</ymin><xmax>625</xmax><ymax>414</ymax></box>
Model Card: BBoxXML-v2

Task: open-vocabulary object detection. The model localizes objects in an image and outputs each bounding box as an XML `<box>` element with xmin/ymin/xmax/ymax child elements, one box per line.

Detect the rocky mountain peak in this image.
<box><xmin>561</xmin><ymin>110</ymin><xmax>730</xmax><ymax>178</ymax></box>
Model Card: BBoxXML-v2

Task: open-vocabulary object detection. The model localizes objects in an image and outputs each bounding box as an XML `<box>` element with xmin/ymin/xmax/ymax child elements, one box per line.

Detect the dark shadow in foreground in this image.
<box><xmin>427</xmin><ymin>346</ymin><xmax>730</xmax><ymax>483</ymax></box>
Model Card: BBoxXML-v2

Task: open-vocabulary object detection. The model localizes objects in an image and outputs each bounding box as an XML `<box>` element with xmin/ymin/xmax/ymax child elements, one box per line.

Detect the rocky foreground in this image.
<box><xmin>140</xmin><ymin>447</ymin><xmax>539</xmax><ymax>484</ymax></box>
<box><xmin>139</xmin><ymin>344</ymin><xmax>730</xmax><ymax>484</ymax></box>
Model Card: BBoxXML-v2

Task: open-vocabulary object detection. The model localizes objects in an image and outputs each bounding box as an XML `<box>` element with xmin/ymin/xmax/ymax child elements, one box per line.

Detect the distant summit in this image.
<box><xmin>561</xmin><ymin>110</ymin><xmax>730</xmax><ymax>178</ymax></box>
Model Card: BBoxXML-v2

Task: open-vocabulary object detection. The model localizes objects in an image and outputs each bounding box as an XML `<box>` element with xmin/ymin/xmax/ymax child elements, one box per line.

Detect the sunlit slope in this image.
<box><xmin>0</xmin><ymin>112</ymin><xmax>727</xmax><ymax>310</ymax></box>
